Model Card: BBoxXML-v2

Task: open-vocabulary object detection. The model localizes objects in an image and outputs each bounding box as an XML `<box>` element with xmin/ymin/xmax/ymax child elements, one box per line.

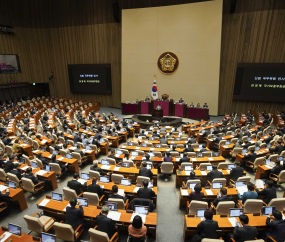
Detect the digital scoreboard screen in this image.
<box><xmin>68</xmin><ymin>64</ymin><xmax>112</xmax><ymax>94</ymax></box>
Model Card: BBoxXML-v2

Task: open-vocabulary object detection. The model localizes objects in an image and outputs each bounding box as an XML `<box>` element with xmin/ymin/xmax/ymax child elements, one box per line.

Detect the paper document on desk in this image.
<box><xmin>122</xmin><ymin>146</ymin><xmax>126</xmax><ymax>148</ymax></box>
<box><xmin>181</xmin><ymin>190</ymin><xmax>189</xmax><ymax>196</ymax></box>
<box><xmin>185</xmin><ymin>171</ymin><xmax>190</xmax><ymax>176</ymax></box>
<box><xmin>150</xmin><ymin>148</ymin><xmax>155</xmax><ymax>151</ymax></box>
<box><xmin>42</xmin><ymin>139</ymin><xmax>47</xmax><ymax>144</ymax></box>
<box><xmin>255</xmin><ymin>179</ymin><xmax>264</xmax><ymax>189</ymax></box>
<box><xmin>118</xmin><ymin>189</ymin><xmax>124</xmax><ymax>196</ymax></box>
<box><xmin>236</xmin><ymin>185</ymin><xmax>248</xmax><ymax>196</ymax></box>
<box><xmin>0</xmin><ymin>232</ymin><xmax>12</xmax><ymax>242</ymax></box>
<box><xmin>69</xmin><ymin>147</ymin><xmax>76</xmax><ymax>150</ymax></box>
<box><xmin>144</xmin><ymin>140</ymin><xmax>148</xmax><ymax>143</ymax></box>
<box><xmin>200</xmin><ymin>171</ymin><xmax>207</xmax><ymax>176</ymax></box>
<box><xmin>58</xmin><ymin>157</ymin><xmax>64</xmax><ymax>161</ymax></box>
<box><xmin>101</xmin><ymin>165</ymin><xmax>111</xmax><ymax>170</ymax></box>
<box><xmin>129</xmin><ymin>156</ymin><xmax>136</xmax><ymax>160</ymax></box>
<box><xmin>205</xmin><ymin>189</ymin><xmax>214</xmax><ymax>195</ymax></box>
<box><xmin>192</xmin><ymin>158</ymin><xmax>197</xmax><ymax>161</ymax></box>
<box><xmin>0</xmin><ymin>185</ymin><xmax>8</xmax><ymax>192</ymax></box>
<box><xmin>39</xmin><ymin>199</ymin><xmax>50</xmax><ymax>207</ymax></box>
<box><xmin>48</xmin><ymin>155</ymin><xmax>52</xmax><ymax>158</ymax></box>
<box><xmin>166</xmin><ymin>149</ymin><xmax>170</xmax><ymax>151</ymax></box>
<box><xmin>226</xmin><ymin>170</ymin><xmax>231</xmax><ymax>174</ymax></box>
<box><xmin>228</xmin><ymin>217</ymin><xmax>237</xmax><ymax>227</ymax></box>
<box><xmin>77</xmin><ymin>179</ymin><xmax>87</xmax><ymax>185</ymax></box>
<box><xmin>131</xmin><ymin>213</ymin><xmax>146</xmax><ymax>223</ymax></box>
<box><xmin>223</xmin><ymin>145</ymin><xmax>228</xmax><ymax>148</ymax></box>
<box><xmin>208</xmin><ymin>139</ymin><xmax>213</xmax><ymax>142</ymax></box>
<box><xmin>208</xmin><ymin>157</ymin><xmax>214</xmax><ymax>161</ymax></box>
<box><xmin>36</xmin><ymin>170</ymin><xmax>47</xmax><ymax>176</ymax></box>
<box><xmin>107</xmin><ymin>211</ymin><xmax>121</xmax><ymax>221</ymax></box>
<box><xmin>34</xmin><ymin>150</ymin><xmax>40</xmax><ymax>153</ymax></box>
<box><xmin>21</xmin><ymin>165</ymin><xmax>30</xmax><ymax>170</ymax></box>
<box><xmin>115</xmin><ymin>154</ymin><xmax>120</xmax><ymax>158</ymax></box>
<box><xmin>113</xmin><ymin>167</ymin><xmax>120</xmax><ymax>171</ymax></box>
<box><xmin>133</xmin><ymin>187</ymin><xmax>140</xmax><ymax>193</ymax></box>
<box><xmin>135</xmin><ymin>147</ymin><xmax>140</xmax><ymax>150</ymax></box>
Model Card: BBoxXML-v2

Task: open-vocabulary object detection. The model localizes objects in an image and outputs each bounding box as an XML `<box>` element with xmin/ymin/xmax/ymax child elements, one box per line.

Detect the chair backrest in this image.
<box><xmin>35</xmin><ymin>158</ymin><xmax>44</xmax><ymax>169</ymax></box>
<box><xmin>7</xmin><ymin>173</ymin><xmax>20</xmax><ymax>187</ymax></box>
<box><xmin>187</xmin><ymin>152</ymin><xmax>196</xmax><ymax>157</ymax></box>
<box><xmin>137</xmin><ymin>176</ymin><xmax>150</xmax><ymax>186</ymax></box>
<box><xmin>111</xmin><ymin>174</ymin><xmax>124</xmax><ymax>184</ymax></box>
<box><xmin>216</xmin><ymin>201</ymin><xmax>235</xmax><ymax>215</ymax></box>
<box><xmin>108</xmin><ymin>198</ymin><xmax>125</xmax><ymax>210</ymax></box>
<box><xmin>106</xmin><ymin>158</ymin><xmax>116</xmax><ymax>165</ymax></box>
<box><xmin>219</xmin><ymin>140</ymin><xmax>226</xmax><ymax>148</ymax></box>
<box><xmin>253</xmin><ymin>157</ymin><xmax>265</xmax><ymax>169</ymax></box>
<box><xmin>201</xmin><ymin>239</ymin><xmax>225</xmax><ymax>242</ymax></box>
<box><xmin>181</xmin><ymin>162</ymin><xmax>193</xmax><ymax>170</ymax></box>
<box><xmin>49</xmin><ymin>163</ymin><xmax>62</xmax><ymax>176</ymax></box>
<box><xmin>185</xmin><ymin>179</ymin><xmax>201</xmax><ymax>188</ymax></box>
<box><xmin>122</xmin><ymin>160</ymin><xmax>135</xmax><ymax>167</ymax></box>
<box><xmin>260</xmin><ymin>143</ymin><xmax>267</xmax><ymax>149</ymax></box>
<box><xmin>53</xmin><ymin>222</ymin><xmax>75</xmax><ymax>242</ymax></box>
<box><xmin>268</xmin><ymin>198</ymin><xmax>285</xmax><ymax>211</ymax></box>
<box><xmin>68</xmin><ymin>140</ymin><xmax>75</xmax><ymax>146</ymax></box>
<box><xmin>88</xmin><ymin>228</ymin><xmax>109</xmax><ymax>242</ymax></box>
<box><xmin>6</xmin><ymin>146</ymin><xmax>13</xmax><ymax>155</ymax></box>
<box><xmin>89</xmin><ymin>170</ymin><xmax>100</xmax><ymax>180</ymax></box>
<box><xmin>202</xmin><ymin>151</ymin><xmax>212</xmax><ymax>157</ymax></box>
<box><xmin>23</xmin><ymin>215</ymin><xmax>43</xmax><ymax>234</ymax></box>
<box><xmin>231</xmin><ymin>138</ymin><xmax>238</xmax><ymax>144</ymax></box>
<box><xmin>0</xmin><ymin>168</ymin><xmax>7</xmax><ymax>182</ymax></box>
<box><xmin>153</xmin><ymin>151</ymin><xmax>161</xmax><ymax>157</ymax></box>
<box><xmin>72</xmin><ymin>152</ymin><xmax>82</xmax><ymax>164</ymax></box>
<box><xmin>278</xmin><ymin>170</ymin><xmax>285</xmax><ymax>183</ymax></box>
<box><xmin>269</xmin><ymin>154</ymin><xmax>278</xmax><ymax>161</ymax></box>
<box><xmin>199</xmin><ymin>163</ymin><xmax>211</xmax><ymax>170</ymax></box>
<box><xmin>217</xmin><ymin>162</ymin><xmax>228</xmax><ymax>170</ymax></box>
<box><xmin>21</xmin><ymin>178</ymin><xmax>35</xmax><ymax>193</ymax></box>
<box><xmin>188</xmin><ymin>200</ymin><xmax>208</xmax><ymax>214</ymax></box>
<box><xmin>161</xmin><ymin>163</ymin><xmax>173</xmax><ymax>174</ymax></box>
<box><xmin>170</xmin><ymin>151</ymin><xmax>179</xmax><ymax>157</ymax></box>
<box><xmin>27</xmin><ymin>138</ymin><xmax>33</xmax><ymax>146</ymax></box>
<box><xmin>243</xmin><ymin>199</ymin><xmax>263</xmax><ymax>214</ymax></box>
<box><xmin>212</xmin><ymin>178</ymin><xmax>226</xmax><ymax>187</ymax></box>
<box><xmin>191</xmin><ymin>143</ymin><xmax>199</xmax><ymax>148</ymax></box>
<box><xmin>232</xmin><ymin>148</ymin><xmax>242</xmax><ymax>157</ymax></box>
<box><xmin>32</xmin><ymin>140</ymin><xmax>40</xmax><ymax>150</ymax></box>
<box><xmin>59</xmin><ymin>149</ymin><xmax>67</xmax><ymax>157</ymax></box>
<box><xmin>63</xmin><ymin>187</ymin><xmax>77</xmax><ymax>201</ymax></box>
<box><xmin>83</xmin><ymin>192</ymin><xmax>100</xmax><ymax>206</ymax></box>
<box><xmin>137</xmin><ymin>150</ymin><xmax>145</xmax><ymax>156</ymax></box>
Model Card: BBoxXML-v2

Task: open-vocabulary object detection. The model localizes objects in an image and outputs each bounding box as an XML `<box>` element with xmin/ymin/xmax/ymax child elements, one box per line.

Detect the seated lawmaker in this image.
<box><xmin>90</xmin><ymin>161</ymin><xmax>107</xmax><ymax>176</ymax></box>
<box><xmin>139</xmin><ymin>162</ymin><xmax>153</xmax><ymax>179</ymax></box>
<box><xmin>230</xmin><ymin>161</ymin><xmax>244</xmax><ymax>181</ymax></box>
<box><xmin>178</xmin><ymin>98</ymin><xmax>184</xmax><ymax>103</ymax></box>
<box><xmin>180</xmin><ymin>152</ymin><xmax>190</xmax><ymax>163</ymax></box>
<box><xmin>271</xmin><ymin>160</ymin><xmax>283</xmax><ymax>176</ymax></box>
<box><xmin>207</xmin><ymin>165</ymin><xmax>223</xmax><ymax>182</ymax></box>
<box><xmin>137</xmin><ymin>180</ymin><xmax>155</xmax><ymax>199</ymax></box>
<box><xmin>188</xmin><ymin>184</ymin><xmax>204</xmax><ymax>201</ymax></box>
<box><xmin>145</xmin><ymin>96</ymin><xmax>150</xmax><ymax>102</ymax></box>
<box><xmin>263</xmin><ymin>210</ymin><xmax>285</xmax><ymax>241</ymax></box>
<box><xmin>65</xmin><ymin>198</ymin><xmax>84</xmax><ymax>230</ymax></box>
<box><xmin>203</xmin><ymin>103</ymin><xmax>208</xmax><ymax>108</ymax></box>
<box><xmin>109</xmin><ymin>185</ymin><xmax>127</xmax><ymax>202</ymax></box>
<box><xmin>237</xmin><ymin>182</ymin><xmax>258</xmax><ymax>204</ymax></box>
<box><xmin>87</xmin><ymin>177</ymin><xmax>103</xmax><ymax>197</ymax></box>
<box><xmin>196</xmin><ymin>103</ymin><xmax>201</xmax><ymax>108</ymax></box>
<box><xmin>128</xmin><ymin>215</ymin><xmax>147</xmax><ymax>239</ymax></box>
<box><xmin>212</xmin><ymin>188</ymin><xmax>233</xmax><ymax>207</ymax></box>
<box><xmin>255</xmin><ymin>180</ymin><xmax>276</xmax><ymax>205</ymax></box>
<box><xmin>67</xmin><ymin>173</ymin><xmax>87</xmax><ymax>195</ymax></box>
<box><xmin>189</xmin><ymin>102</ymin><xmax>194</xmax><ymax>107</ymax></box>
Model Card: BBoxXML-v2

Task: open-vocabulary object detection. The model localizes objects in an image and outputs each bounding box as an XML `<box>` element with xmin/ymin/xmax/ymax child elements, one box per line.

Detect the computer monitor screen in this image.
<box><xmin>206</xmin><ymin>165</ymin><xmax>212</xmax><ymax>171</ymax></box>
<box><xmin>225</xmin><ymin>141</ymin><xmax>231</xmax><ymax>145</ymax></box>
<box><xmin>52</xmin><ymin>192</ymin><xmax>63</xmax><ymax>202</ymax></box>
<box><xmin>235</xmin><ymin>181</ymin><xmax>246</xmax><ymax>188</ymax></box>
<box><xmin>196</xmin><ymin>153</ymin><xmax>204</xmax><ymax>158</ymax></box>
<box><xmin>121</xmin><ymin>178</ymin><xmax>132</xmax><ymax>186</ymax></box>
<box><xmin>185</xmin><ymin>165</ymin><xmax>193</xmax><ymax>171</ymax></box>
<box><xmin>212</xmin><ymin>182</ymin><xmax>223</xmax><ymax>189</ymax></box>
<box><xmin>149</xmin><ymin>137</ymin><xmax>155</xmax><ymax>141</ymax></box>
<box><xmin>262</xmin><ymin>206</ymin><xmax>275</xmax><ymax>215</ymax></box>
<box><xmin>229</xmin><ymin>208</ymin><xmax>243</xmax><ymax>217</ymax></box>
<box><xmin>102</xmin><ymin>131</ymin><xmax>107</xmax><ymax>135</ymax></box>
<box><xmin>189</xmin><ymin>183</ymin><xmax>197</xmax><ymax>190</ymax></box>
<box><xmin>267</xmin><ymin>144</ymin><xmax>271</xmax><ymax>148</ymax></box>
<box><xmin>121</xmin><ymin>162</ymin><xmax>130</xmax><ymax>168</ymax></box>
<box><xmin>135</xmin><ymin>206</ymin><xmax>149</xmax><ymax>215</ymax></box>
<box><xmin>41</xmin><ymin>147</ymin><xmax>46</xmax><ymax>152</ymax></box>
<box><xmin>66</xmin><ymin>154</ymin><xmax>72</xmax><ymax>159</ymax></box>
<box><xmin>155</xmin><ymin>144</ymin><xmax>162</xmax><ymax>148</ymax></box>
<box><xmin>255</xmin><ymin>146</ymin><xmax>260</xmax><ymax>151</ymax></box>
<box><xmin>45</xmin><ymin>165</ymin><xmax>51</xmax><ymax>172</ymax></box>
<box><xmin>41</xmin><ymin>232</ymin><xmax>56</xmax><ymax>242</ymax></box>
<box><xmin>9</xmin><ymin>223</ymin><xmax>21</xmax><ymax>236</ymax></box>
<box><xmin>8</xmin><ymin>181</ymin><xmax>16</xmax><ymax>189</ymax></box>
<box><xmin>196</xmin><ymin>209</ymin><xmax>205</xmax><ymax>217</ymax></box>
<box><xmin>101</xmin><ymin>159</ymin><xmax>109</xmax><ymax>165</ymax></box>
<box><xmin>81</xmin><ymin>173</ymin><xmax>90</xmax><ymax>180</ymax></box>
<box><xmin>52</xmin><ymin>150</ymin><xmax>58</xmax><ymax>156</ymax></box>
<box><xmin>20</xmin><ymin>157</ymin><xmax>25</xmax><ymax>164</ymax></box>
<box><xmin>232</xmin><ymin>131</ymin><xmax>235</xmax><ymax>135</ymax></box>
<box><xmin>175</xmin><ymin>137</ymin><xmax>181</xmax><ymax>141</ymax></box>
<box><xmin>100</xmin><ymin>138</ymin><xmax>105</xmax><ymax>143</ymax></box>
<box><xmin>278</xmin><ymin>156</ymin><xmax>283</xmax><ymax>161</ymax></box>
<box><xmin>31</xmin><ymin>161</ymin><xmax>37</xmax><ymax>169</ymax></box>
<box><xmin>134</xmin><ymin>122</ymin><xmax>138</xmax><ymax>125</ymax></box>
<box><xmin>212</xmin><ymin>152</ymin><xmax>219</xmax><ymax>157</ymax></box>
<box><xmin>86</xmin><ymin>146</ymin><xmax>91</xmax><ymax>150</ymax></box>
<box><xmin>100</xmin><ymin>176</ymin><xmax>110</xmax><ymax>183</ymax></box>
<box><xmin>105</xmin><ymin>202</ymin><xmax>118</xmax><ymax>211</ymax></box>
<box><xmin>141</xmin><ymin>143</ymin><xmax>147</xmax><ymax>147</ymax></box>
<box><xmin>127</xmin><ymin>142</ymin><xmax>133</xmax><ymax>146</ymax></box>
<box><xmin>148</xmin><ymin>152</ymin><xmax>154</xmax><ymax>157</ymax></box>
<box><xmin>116</xmin><ymin>149</ymin><xmax>123</xmax><ymax>155</ymax></box>
<box><xmin>77</xmin><ymin>198</ymin><xmax>88</xmax><ymax>207</ymax></box>
<box><xmin>146</xmin><ymin>164</ymin><xmax>152</xmax><ymax>170</ymax></box>
<box><xmin>148</xmin><ymin>181</ymin><xmax>153</xmax><ymax>188</ymax></box>
<box><xmin>169</xmin><ymin>145</ymin><xmax>173</xmax><ymax>149</ymax></box>
<box><xmin>112</xmin><ymin>133</ymin><xmax>117</xmax><ymax>137</ymax></box>
<box><xmin>131</xmin><ymin>151</ymin><xmax>138</xmax><ymax>156</ymax></box>
<box><xmin>201</xmin><ymin>130</ymin><xmax>205</xmax><ymax>133</ymax></box>
<box><xmin>180</xmin><ymin>153</ymin><xmax>184</xmax><ymax>158</ymax></box>
<box><xmin>242</xmin><ymin>149</ymin><xmax>247</xmax><ymax>154</ymax></box>
<box><xmin>228</xmin><ymin>164</ymin><xmax>235</xmax><ymax>170</ymax></box>
<box><xmin>199</xmin><ymin>144</ymin><xmax>203</xmax><ymax>148</ymax></box>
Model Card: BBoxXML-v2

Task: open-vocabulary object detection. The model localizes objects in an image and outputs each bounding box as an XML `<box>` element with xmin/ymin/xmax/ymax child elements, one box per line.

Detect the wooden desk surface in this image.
<box><xmin>180</xmin><ymin>187</ymin><xmax>238</xmax><ymax>197</ymax></box>
<box><xmin>176</xmin><ymin>169</ymin><xmax>235</xmax><ymax>177</ymax></box>
<box><xmin>189</xmin><ymin>156</ymin><xmax>226</xmax><ymax>163</ymax></box>
<box><xmin>0</xmin><ymin>228</ymin><xmax>38</xmax><ymax>242</ymax></box>
<box><xmin>98</xmin><ymin>164</ymin><xmax>158</xmax><ymax>175</ymax></box>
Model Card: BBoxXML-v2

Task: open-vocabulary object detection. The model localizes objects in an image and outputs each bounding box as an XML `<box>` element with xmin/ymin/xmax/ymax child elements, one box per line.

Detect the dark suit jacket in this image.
<box><xmin>23</xmin><ymin>173</ymin><xmax>40</xmax><ymax>185</ymax></box>
<box><xmin>137</xmin><ymin>187</ymin><xmax>155</xmax><ymax>199</ymax></box>
<box><xmin>207</xmin><ymin>170</ymin><xmax>223</xmax><ymax>181</ymax></box>
<box><xmin>90</xmin><ymin>166</ymin><xmax>107</xmax><ymax>176</ymax></box>
<box><xmin>271</xmin><ymin>164</ymin><xmax>283</xmax><ymax>175</ymax></box>
<box><xmin>107</xmin><ymin>154</ymin><xmax>118</xmax><ymax>163</ymax></box>
<box><xmin>264</xmin><ymin>136</ymin><xmax>273</xmax><ymax>144</ymax></box>
<box><xmin>74</xmin><ymin>135</ymin><xmax>82</xmax><ymax>143</ymax></box>
<box><xmin>67</xmin><ymin>179</ymin><xmax>86</xmax><ymax>195</ymax></box>
<box><xmin>96</xmin><ymin>214</ymin><xmax>118</xmax><ymax>239</ymax></box>
<box><xmin>245</xmin><ymin>153</ymin><xmax>257</xmax><ymax>163</ymax></box>
<box><xmin>214</xmin><ymin>137</ymin><xmax>222</xmax><ymax>144</ymax></box>
<box><xmin>197</xmin><ymin>220</ymin><xmax>219</xmax><ymax>239</ymax></box>
<box><xmin>213</xmin><ymin>195</ymin><xmax>233</xmax><ymax>207</ymax></box>
<box><xmin>109</xmin><ymin>193</ymin><xmax>127</xmax><ymax>202</ymax></box>
<box><xmin>9</xmin><ymin>169</ymin><xmax>22</xmax><ymax>180</ymax></box>
<box><xmin>274</xmin><ymin>145</ymin><xmax>284</xmax><ymax>155</ymax></box>
<box><xmin>180</xmin><ymin>157</ymin><xmax>190</xmax><ymax>163</ymax></box>
<box><xmin>256</xmin><ymin>187</ymin><xmax>276</xmax><ymax>204</ymax></box>
<box><xmin>183</xmin><ymin>147</ymin><xmax>194</xmax><ymax>153</ymax></box>
<box><xmin>230</xmin><ymin>167</ymin><xmax>244</xmax><ymax>181</ymax></box>
<box><xmin>65</xmin><ymin>206</ymin><xmax>83</xmax><ymax>230</ymax></box>
<box><xmin>266</xmin><ymin>217</ymin><xmax>285</xmax><ymax>242</ymax></box>
<box><xmin>233</xmin><ymin>225</ymin><xmax>258</xmax><ymax>242</ymax></box>
<box><xmin>0</xmin><ymin>191</ymin><xmax>10</xmax><ymax>202</ymax></box>
<box><xmin>188</xmin><ymin>191</ymin><xmax>204</xmax><ymax>201</ymax></box>
<box><xmin>87</xmin><ymin>183</ymin><xmax>103</xmax><ymax>197</ymax></box>
<box><xmin>4</xmin><ymin>161</ymin><xmax>14</xmax><ymax>173</ymax></box>
<box><xmin>139</xmin><ymin>167</ymin><xmax>153</xmax><ymax>178</ymax></box>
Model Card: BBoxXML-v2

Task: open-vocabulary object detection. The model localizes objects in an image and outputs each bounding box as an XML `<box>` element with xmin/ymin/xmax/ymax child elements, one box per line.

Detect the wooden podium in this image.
<box><xmin>152</xmin><ymin>109</ymin><xmax>163</xmax><ymax>119</ymax></box>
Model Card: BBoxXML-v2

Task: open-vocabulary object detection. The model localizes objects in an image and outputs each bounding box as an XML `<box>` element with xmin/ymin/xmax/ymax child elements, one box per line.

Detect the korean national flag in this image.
<box><xmin>151</xmin><ymin>79</ymin><xmax>158</xmax><ymax>100</ymax></box>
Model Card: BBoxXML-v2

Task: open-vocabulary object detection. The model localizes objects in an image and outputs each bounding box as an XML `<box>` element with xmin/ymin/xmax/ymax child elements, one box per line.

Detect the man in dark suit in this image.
<box><xmin>109</xmin><ymin>185</ymin><xmax>127</xmax><ymax>202</ymax></box>
<box><xmin>50</xmin><ymin>140</ymin><xmax>61</xmax><ymax>151</ymax></box>
<box><xmin>65</xmin><ymin>198</ymin><xmax>84</xmax><ymax>230</ymax></box>
<box><xmin>200</xmin><ymin>145</ymin><xmax>208</xmax><ymax>153</ymax></box>
<box><xmin>230</xmin><ymin>215</ymin><xmax>258</xmax><ymax>242</ymax></box>
<box><xmin>212</xmin><ymin>188</ymin><xmax>233</xmax><ymax>207</ymax></box>
<box><xmin>4</xmin><ymin>155</ymin><xmax>15</xmax><ymax>174</ymax></box>
<box><xmin>180</xmin><ymin>152</ymin><xmax>190</xmax><ymax>163</ymax></box>
<box><xmin>107</xmin><ymin>149</ymin><xmax>118</xmax><ymax>164</ymax></box>
<box><xmin>213</xmin><ymin>134</ymin><xmax>222</xmax><ymax>144</ymax></box>
<box><xmin>9</xmin><ymin>163</ymin><xmax>22</xmax><ymax>180</ymax></box>
<box><xmin>203</xmin><ymin>129</ymin><xmax>211</xmax><ymax>138</ymax></box>
<box><xmin>37</xmin><ymin>153</ymin><xmax>49</xmax><ymax>166</ymax></box>
<box><xmin>178</xmin><ymin>98</ymin><xmax>184</xmax><ymax>103</ymax></box>
<box><xmin>255</xmin><ymin>180</ymin><xmax>276</xmax><ymax>205</ymax></box>
<box><xmin>187</xmin><ymin>136</ymin><xmax>197</xmax><ymax>144</ymax></box>
<box><xmin>73</xmin><ymin>132</ymin><xmax>82</xmax><ymax>144</ymax></box>
<box><xmin>274</xmin><ymin>140</ymin><xmax>284</xmax><ymax>155</ymax></box>
<box><xmin>191</xmin><ymin>210</ymin><xmax>219</xmax><ymax>242</ymax></box>
<box><xmin>87</xmin><ymin>177</ymin><xmax>103</xmax><ymax>197</ymax></box>
<box><xmin>23</xmin><ymin>167</ymin><xmax>45</xmax><ymax>188</ymax></box>
<box><xmin>137</xmin><ymin>180</ymin><xmax>155</xmax><ymax>199</ymax></box>
<box><xmin>139</xmin><ymin>162</ymin><xmax>153</xmax><ymax>178</ymax></box>
<box><xmin>67</xmin><ymin>173</ymin><xmax>87</xmax><ymax>195</ymax></box>
<box><xmin>244</xmin><ymin>149</ymin><xmax>256</xmax><ymax>163</ymax></box>
<box><xmin>207</xmin><ymin>165</ymin><xmax>223</xmax><ymax>182</ymax></box>
<box><xmin>263</xmin><ymin>210</ymin><xmax>285</xmax><ymax>242</ymax></box>
<box><xmin>183</xmin><ymin>144</ymin><xmax>194</xmax><ymax>153</ymax></box>
<box><xmin>264</xmin><ymin>133</ymin><xmax>274</xmax><ymax>144</ymax></box>
<box><xmin>96</xmin><ymin>205</ymin><xmax>119</xmax><ymax>239</ymax></box>
<box><xmin>234</xmin><ymin>131</ymin><xmax>243</xmax><ymax>139</ymax></box>
<box><xmin>271</xmin><ymin>160</ymin><xmax>283</xmax><ymax>176</ymax></box>
<box><xmin>230</xmin><ymin>161</ymin><xmax>244</xmax><ymax>181</ymax></box>
<box><xmin>90</xmin><ymin>162</ymin><xmax>107</xmax><ymax>176</ymax></box>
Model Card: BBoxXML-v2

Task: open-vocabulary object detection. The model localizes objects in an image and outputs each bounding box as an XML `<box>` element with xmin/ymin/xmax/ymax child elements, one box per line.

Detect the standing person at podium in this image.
<box><xmin>156</xmin><ymin>103</ymin><xmax>161</xmax><ymax>110</ymax></box>
<box><xmin>145</xmin><ymin>96</ymin><xmax>150</xmax><ymax>101</ymax></box>
<box><xmin>179</xmin><ymin>98</ymin><xmax>184</xmax><ymax>103</ymax></box>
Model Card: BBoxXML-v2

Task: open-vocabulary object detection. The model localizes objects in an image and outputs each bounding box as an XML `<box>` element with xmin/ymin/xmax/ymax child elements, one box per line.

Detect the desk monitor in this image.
<box><xmin>86</xmin><ymin>127</ymin><xmax>90</xmax><ymax>131</ymax></box>
<box><xmin>8</xmin><ymin>180</ymin><xmax>16</xmax><ymax>189</ymax></box>
<box><xmin>81</xmin><ymin>173</ymin><xmax>90</xmax><ymax>180</ymax></box>
<box><xmin>100</xmin><ymin>176</ymin><xmax>110</xmax><ymax>183</ymax></box>
<box><xmin>131</xmin><ymin>151</ymin><xmax>138</xmax><ymax>156</ymax></box>
<box><xmin>121</xmin><ymin>178</ymin><xmax>132</xmax><ymax>186</ymax></box>
<box><xmin>242</xmin><ymin>149</ymin><xmax>247</xmax><ymax>154</ymax></box>
<box><xmin>232</xmin><ymin>131</ymin><xmax>235</xmax><ymax>135</ymax></box>
<box><xmin>206</xmin><ymin>165</ymin><xmax>212</xmax><ymax>171</ymax></box>
<box><xmin>77</xmin><ymin>198</ymin><xmax>88</xmax><ymax>207</ymax></box>
<box><xmin>105</xmin><ymin>202</ymin><xmax>118</xmax><ymax>211</ymax></box>
<box><xmin>102</xmin><ymin>131</ymin><xmax>107</xmax><ymax>135</ymax></box>
<box><xmin>52</xmin><ymin>150</ymin><xmax>58</xmax><ymax>156</ymax></box>
<box><xmin>149</xmin><ymin>137</ymin><xmax>155</xmax><ymax>141</ymax></box>
<box><xmin>127</xmin><ymin>142</ymin><xmax>133</xmax><ymax>146</ymax></box>
<box><xmin>101</xmin><ymin>159</ymin><xmax>109</xmax><ymax>165</ymax></box>
<box><xmin>116</xmin><ymin>149</ymin><xmax>123</xmax><ymax>155</ymax></box>
<box><xmin>175</xmin><ymin>137</ymin><xmax>181</xmax><ymax>141</ymax></box>
<box><xmin>199</xmin><ymin>144</ymin><xmax>203</xmax><ymax>148</ymax></box>
<box><xmin>212</xmin><ymin>152</ymin><xmax>219</xmax><ymax>157</ymax></box>
<box><xmin>145</xmin><ymin>131</ymin><xmax>149</xmax><ymax>135</ymax></box>
<box><xmin>247</xmin><ymin>137</ymin><xmax>251</xmax><ymax>141</ymax></box>
<box><xmin>169</xmin><ymin>145</ymin><xmax>173</xmax><ymax>149</ymax></box>
<box><xmin>121</xmin><ymin>162</ymin><xmax>130</xmax><ymax>168</ymax></box>
<box><xmin>100</xmin><ymin>138</ymin><xmax>106</xmax><ymax>143</ymax></box>
<box><xmin>41</xmin><ymin>147</ymin><xmax>46</xmax><ymax>152</ymax></box>
<box><xmin>119</xmin><ymin>123</ymin><xmax>123</xmax><ymax>127</ymax></box>
<box><xmin>31</xmin><ymin>161</ymin><xmax>37</xmax><ymax>169</ymax></box>
<box><xmin>112</xmin><ymin>133</ymin><xmax>117</xmax><ymax>137</ymax></box>
<box><xmin>262</xmin><ymin>206</ymin><xmax>275</xmax><ymax>215</ymax></box>
<box><xmin>235</xmin><ymin>181</ymin><xmax>246</xmax><ymax>188</ymax></box>
<box><xmin>127</xmin><ymin>124</ymin><xmax>132</xmax><ymax>129</ymax></box>
<box><xmin>229</xmin><ymin>208</ymin><xmax>243</xmax><ymax>217</ymax></box>
<box><xmin>265</xmin><ymin>159</ymin><xmax>271</xmax><ymax>165</ymax></box>
<box><xmin>228</xmin><ymin>164</ymin><xmax>235</xmax><ymax>170</ymax></box>
<box><xmin>155</xmin><ymin>144</ymin><xmax>162</xmax><ymax>148</ymax></box>
<box><xmin>201</xmin><ymin>130</ymin><xmax>206</xmax><ymax>134</ymax></box>
<box><xmin>20</xmin><ymin>157</ymin><xmax>25</xmax><ymax>164</ymax></box>
<box><xmin>210</xmin><ymin>128</ymin><xmax>214</xmax><ymax>132</ymax></box>
<box><xmin>120</xmin><ymin>128</ymin><xmax>125</xmax><ymax>132</ymax></box>
<box><xmin>66</xmin><ymin>153</ymin><xmax>72</xmax><ymax>159</ymax></box>
<box><xmin>45</xmin><ymin>165</ymin><xmax>51</xmax><ymax>172</ymax></box>
<box><xmin>148</xmin><ymin>152</ymin><xmax>155</xmax><ymax>157</ymax></box>
<box><xmin>212</xmin><ymin>182</ymin><xmax>223</xmax><ymax>189</ymax></box>
<box><xmin>134</xmin><ymin>122</ymin><xmax>138</xmax><ymax>125</ymax></box>
<box><xmin>196</xmin><ymin>209</ymin><xmax>205</xmax><ymax>218</ymax></box>
<box><xmin>184</xmin><ymin>165</ymin><xmax>193</xmax><ymax>171</ymax></box>
<box><xmin>141</xmin><ymin>143</ymin><xmax>147</xmax><ymax>147</ymax></box>
<box><xmin>148</xmin><ymin>181</ymin><xmax>153</xmax><ymax>188</ymax></box>
<box><xmin>255</xmin><ymin>146</ymin><xmax>260</xmax><ymax>151</ymax></box>
<box><xmin>41</xmin><ymin>232</ymin><xmax>56</xmax><ymax>242</ymax></box>
<box><xmin>135</xmin><ymin>205</ymin><xmax>149</xmax><ymax>215</ymax></box>
<box><xmin>267</xmin><ymin>144</ymin><xmax>271</xmax><ymax>148</ymax></box>
<box><xmin>225</xmin><ymin>141</ymin><xmax>231</xmax><ymax>145</ymax></box>
<box><xmin>180</xmin><ymin>153</ymin><xmax>183</xmax><ymax>158</ymax></box>
<box><xmin>8</xmin><ymin>223</ymin><xmax>21</xmax><ymax>236</ymax></box>
<box><xmin>196</xmin><ymin>153</ymin><xmax>204</xmax><ymax>158</ymax></box>
<box><xmin>52</xmin><ymin>192</ymin><xmax>63</xmax><ymax>202</ymax></box>
<box><xmin>185</xmin><ymin>144</ymin><xmax>189</xmax><ymax>148</ymax></box>
<box><xmin>81</xmin><ymin>135</ymin><xmax>85</xmax><ymax>139</ymax></box>
<box><xmin>86</xmin><ymin>146</ymin><xmax>91</xmax><ymax>150</ymax></box>
<box><xmin>189</xmin><ymin>182</ymin><xmax>198</xmax><ymax>190</ymax></box>
<box><xmin>222</xmin><ymin>133</ymin><xmax>226</xmax><ymax>137</ymax></box>
<box><xmin>278</xmin><ymin>156</ymin><xmax>283</xmax><ymax>161</ymax></box>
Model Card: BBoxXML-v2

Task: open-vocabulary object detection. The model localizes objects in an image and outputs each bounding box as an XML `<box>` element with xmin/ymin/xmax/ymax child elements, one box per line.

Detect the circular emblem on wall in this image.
<box><xmin>157</xmin><ymin>52</ymin><xmax>179</xmax><ymax>75</ymax></box>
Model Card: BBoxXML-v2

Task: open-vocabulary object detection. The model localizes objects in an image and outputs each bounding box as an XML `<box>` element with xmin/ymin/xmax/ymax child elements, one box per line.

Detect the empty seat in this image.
<box><xmin>53</xmin><ymin>222</ymin><xmax>84</xmax><ymax>242</ymax></box>
<box><xmin>188</xmin><ymin>200</ymin><xmax>208</xmax><ymax>214</ymax></box>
